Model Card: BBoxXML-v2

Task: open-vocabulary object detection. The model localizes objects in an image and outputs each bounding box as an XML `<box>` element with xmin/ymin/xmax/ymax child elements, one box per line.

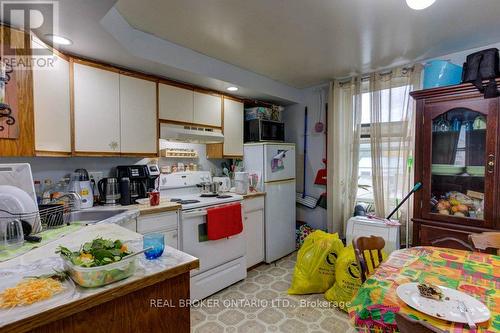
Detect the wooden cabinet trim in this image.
<box><xmin>156</xmin><ymin>82</ymin><xmax>160</xmax><ymax>156</ymax></box>
<box><xmin>158</xmin><ymin>119</ymin><xmax>222</xmax><ymax>130</ymax></box>
<box><xmin>0</xmin><ymin>27</ymin><xmax>35</xmax><ymax>156</ymax></box>
<box><xmin>35</xmin><ymin>150</ymin><xmax>72</xmax><ymax>157</ymax></box>
<box><xmin>71</xmin><ymin>57</ymin><xmax>121</xmax><ymax>73</ymax></box>
<box><xmin>193</xmin><ymin>88</ymin><xmax>221</xmax><ymax>97</ymax></box>
<box><xmin>30</xmin><ymin>34</ymin><xmax>70</xmax><ymax>62</ymax></box>
<box><xmin>69</xmin><ymin>57</ymin><xmax>75</xmax><ymax>154</ymax></box>
<box><xmin>411</xmin><ymin>79</ymin><xmax>500</xmax><ymax>100</ymax></box>
<box><xmin>412</xmin><ymin>218</ymin><xmax>495</xmax><ymax>233</ymax></box>
<box><xmin>120</xmin><ymin>152</ymin><xmax>158</xmax><ymax>158</ymax></box>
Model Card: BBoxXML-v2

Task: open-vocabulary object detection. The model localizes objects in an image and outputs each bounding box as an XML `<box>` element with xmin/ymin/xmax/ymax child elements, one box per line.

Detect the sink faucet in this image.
<box><xmin>50</xmin><ymin>192</ymin><xmax>82</xmax><ymax>211</ymax></box>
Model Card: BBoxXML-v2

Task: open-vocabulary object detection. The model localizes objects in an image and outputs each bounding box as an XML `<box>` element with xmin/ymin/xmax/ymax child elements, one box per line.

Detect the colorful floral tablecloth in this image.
<box><xmin>348</xmin><ymin>246</ymin><xmax>500</xmax><ymax>333</ymax></box>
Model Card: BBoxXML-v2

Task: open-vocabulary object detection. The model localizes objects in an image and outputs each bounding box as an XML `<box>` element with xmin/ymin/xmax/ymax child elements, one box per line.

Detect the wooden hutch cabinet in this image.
<box><xmin>411</xmin><ymin>81</ymin><xmax>500</xmax><ymax>250</ymax></box>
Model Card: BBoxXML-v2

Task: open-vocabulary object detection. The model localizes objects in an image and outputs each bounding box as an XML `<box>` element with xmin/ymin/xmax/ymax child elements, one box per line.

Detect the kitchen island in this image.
<box><xmin>0</xmin><ymin>224</ymin><xmax>199</xmax><ymax>333</ymax></box>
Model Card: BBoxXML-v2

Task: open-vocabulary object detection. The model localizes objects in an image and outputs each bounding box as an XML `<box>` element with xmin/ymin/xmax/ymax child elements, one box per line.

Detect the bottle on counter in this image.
<box><xmin>51</xmin><ymin>179</ymin><xmax>68</xmax><ymax>200</ymax></box>
<box><xmin>41</xmin><ymin>179</ymin><xmax>53</xmax><ymax>204</ymax></box>
<box><xmin>34</xmin><ymin>180</ymin><xmax>42</xmax><ymax>204</ymax></box>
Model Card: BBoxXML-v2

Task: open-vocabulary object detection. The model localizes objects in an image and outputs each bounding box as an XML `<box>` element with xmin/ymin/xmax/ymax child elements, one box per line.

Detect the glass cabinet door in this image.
<box><xmin>422</xmin><ymin>99</ymin><xmax>497</xmax><ymax>227</ymax></box>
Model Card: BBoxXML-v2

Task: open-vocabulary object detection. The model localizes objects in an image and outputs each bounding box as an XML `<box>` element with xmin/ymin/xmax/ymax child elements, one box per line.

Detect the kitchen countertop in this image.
<box><xmin>87</xmin><ymin>200</ymin><xmax>181</xmax><ymax>218</ymax></box>
<box><xmin>0</xmin><ymin>223</ymin><xmax>199</xmax><ymax>332</ymax></box>
<box><xmin>242</xmin><ymin>191</ymin><xmax>266</xmax><ymax>199</ymax></box>
<box><xmin>133</xmin><ymin>200</ymin><xmax>181</xmax><ymax>215</ymax></box>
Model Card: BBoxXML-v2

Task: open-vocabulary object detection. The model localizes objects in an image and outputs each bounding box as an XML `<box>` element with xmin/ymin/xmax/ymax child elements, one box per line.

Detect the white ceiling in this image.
<box><xmin>115</xmin><ymin>0</ymin><xmax>500</xmax><ymax>88</ymax></box>
<box><xmin>5</xmin><ymin>0</ymin><xmax>500</xmax><ymax>103</ymax></box>
<box><xmin>8</xmin><ymin>0</ymin><xmax>302</xmax><ymax>104</ymax></box>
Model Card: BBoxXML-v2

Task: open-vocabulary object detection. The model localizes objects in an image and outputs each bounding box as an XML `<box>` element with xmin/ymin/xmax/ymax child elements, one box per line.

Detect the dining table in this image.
<box><xmin>348</xmin><ymin>246</ymin><xmax>499</xmax><ymax>333</ymax></box>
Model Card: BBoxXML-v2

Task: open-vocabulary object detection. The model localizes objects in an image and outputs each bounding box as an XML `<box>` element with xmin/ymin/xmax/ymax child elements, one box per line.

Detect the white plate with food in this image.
<box><xmin>396</xmin><ymin>282</ymin><xmax>490</xmax><ymax>324</ymax></box>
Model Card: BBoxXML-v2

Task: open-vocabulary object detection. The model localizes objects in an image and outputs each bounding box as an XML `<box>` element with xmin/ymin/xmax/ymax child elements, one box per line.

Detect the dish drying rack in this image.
<box><xmin>1</xmin><ymin>193</ymin><xmax>81</xmax><ymax>231</ymax></box>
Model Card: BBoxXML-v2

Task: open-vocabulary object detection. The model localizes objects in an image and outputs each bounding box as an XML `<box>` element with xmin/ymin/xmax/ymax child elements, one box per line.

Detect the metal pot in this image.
<box><xmin>197</xmin><ymin>181</ymin><xmax>223</xmax><ymax>194</ymax></box>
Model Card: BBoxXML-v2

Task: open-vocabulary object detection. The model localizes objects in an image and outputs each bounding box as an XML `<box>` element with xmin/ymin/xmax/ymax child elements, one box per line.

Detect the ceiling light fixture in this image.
<box><xmin>406</xmin><ymin>0</ymin><xmax>436</xmax><ymax>10</ymax></box>
<box><xmin>45</xmin><ymin>34</ymin><xmax>73</xmax><ymax>45</ymax></box>
<box><xmin>226</xmin><ymin>86</ymin><xmax>239</xmax><ymax>92</ymax></box>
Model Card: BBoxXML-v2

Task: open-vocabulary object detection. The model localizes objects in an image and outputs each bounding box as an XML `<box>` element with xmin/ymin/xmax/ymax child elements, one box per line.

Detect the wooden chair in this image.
<box><xmin>395</xmin><ymin>313</ymin><xmax>444</xmax><ymax>333</ymax></box>
<box><xmin>352</xmin><ymin>235</ymin><xmax>385</xmax><ymax>283</ymax></box>
<box><xmin>469</xmin><ymin>232</ymin><xmax>500</xmax><ymax>255</ymax></box>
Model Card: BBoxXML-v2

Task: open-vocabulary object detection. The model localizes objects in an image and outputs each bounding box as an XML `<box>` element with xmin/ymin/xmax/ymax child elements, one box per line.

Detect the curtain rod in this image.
<box><xmin>337</xmin><ymin>65</ymin><xmax>418</xmax><ymax>84</ymax></box>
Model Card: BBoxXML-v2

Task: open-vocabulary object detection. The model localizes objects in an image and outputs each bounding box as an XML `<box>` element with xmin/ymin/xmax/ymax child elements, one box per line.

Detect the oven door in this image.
<box><xmin>180</xmin><ymin>206</ymin><xmax>246</xmax><ymax>276</ymax></box>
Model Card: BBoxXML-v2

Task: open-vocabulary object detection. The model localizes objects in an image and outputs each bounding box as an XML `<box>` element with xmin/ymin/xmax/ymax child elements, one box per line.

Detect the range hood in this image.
<box><xmin>160</xmin><ymin>123</ymin><xmax>224</xmax><ymax>143</ymax></box>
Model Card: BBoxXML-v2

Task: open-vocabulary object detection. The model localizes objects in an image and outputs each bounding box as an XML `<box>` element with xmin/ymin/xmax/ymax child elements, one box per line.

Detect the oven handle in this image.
<box><xmin>182</xmin><ymin>210</ymin><xmax>208</xmax><ymax>218</ymax></box>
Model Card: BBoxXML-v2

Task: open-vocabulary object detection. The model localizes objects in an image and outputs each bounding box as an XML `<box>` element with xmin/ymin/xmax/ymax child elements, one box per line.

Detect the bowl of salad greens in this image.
<box><xmin>56</xmin><ymin>238</ymin><xmax>137</xmax><ymax>288</ymax></box>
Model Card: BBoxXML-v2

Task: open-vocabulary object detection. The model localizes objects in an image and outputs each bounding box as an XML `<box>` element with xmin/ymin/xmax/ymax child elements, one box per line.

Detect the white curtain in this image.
<box><xmin>327</xmin><ymin>65</ymin><xmax>422</xmax><ymax>237</ymax></box>
<box><xmin>367</xmin><ymin>65</ymin><xmax>422</xmax><ymax>221</ymax></box>
<box><xmin>327</xmin><ymin>79</ymin><xmax>362</xmax><ymax>235</ymax></box>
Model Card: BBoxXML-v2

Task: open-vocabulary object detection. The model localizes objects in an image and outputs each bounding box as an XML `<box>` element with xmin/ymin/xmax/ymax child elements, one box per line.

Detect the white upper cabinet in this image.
<box><xmin>119</xmin><ymin>75</ymin><xmax>157</xmax><ymax>154</ymax></box>
<box><xmin>223</xmin><ymin>98</ymin><xmax>244</xmax><ymax>156</ymax></box>
<box><xmin>193</xmin><ymin>91</ymin><xmax>222</xmax><ymax>127</ymax></box>
<box><xmin>158</xmin><ymin>83</ymin><xmax>193</xmax><ymax>123</ymax></box>
<box><xmin>73</xmin><ymin>63</ymin><xmax>120</xmax><ymax>153</ymax></box>
<box><xmin>33</xmin><ymin>53</ymin><xmax>71</xmax><ymax>153</ymax></box>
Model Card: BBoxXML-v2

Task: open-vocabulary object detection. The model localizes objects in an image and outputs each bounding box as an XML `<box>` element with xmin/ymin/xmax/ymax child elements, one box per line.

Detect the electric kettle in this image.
<box><xmin>97</xmin><ymin>177</ymin><xmax>120</xmax><ymax>205</ymax></box>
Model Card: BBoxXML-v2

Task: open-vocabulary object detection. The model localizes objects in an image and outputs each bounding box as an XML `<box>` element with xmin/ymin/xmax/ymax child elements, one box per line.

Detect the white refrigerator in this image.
<box><xmin>244</xmin><ymin>143</ymin><xmax>296</xmax><ymax>263</ymax></box>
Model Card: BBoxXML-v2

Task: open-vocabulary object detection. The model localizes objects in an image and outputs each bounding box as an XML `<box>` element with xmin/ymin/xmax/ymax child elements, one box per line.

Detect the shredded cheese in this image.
<box><xmin>0</xmin><ymin>278</ymin><xmax>64</xmax><ymax>308</ymax></box>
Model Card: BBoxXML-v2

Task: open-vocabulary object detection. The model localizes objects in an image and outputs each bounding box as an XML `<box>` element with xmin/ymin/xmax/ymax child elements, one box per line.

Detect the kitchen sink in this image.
<box><xmin>66</xmin><ymin>209</ymin><xmax>129</xmax><ymax>225</ymax></box>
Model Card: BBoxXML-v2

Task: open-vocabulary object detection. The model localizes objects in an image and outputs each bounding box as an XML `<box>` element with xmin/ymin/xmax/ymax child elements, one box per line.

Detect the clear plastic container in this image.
<box><xmin>61</xmin><ymin>252</ymin><xmax>137</xmax><ymax>288</ymax></box>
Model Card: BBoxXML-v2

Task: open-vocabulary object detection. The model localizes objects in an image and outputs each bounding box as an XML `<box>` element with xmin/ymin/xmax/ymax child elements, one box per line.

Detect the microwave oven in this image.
<box><xmin>244</xmin><ymin>119</ymin><xmax>285</xmax><ymax>142</ymax></box>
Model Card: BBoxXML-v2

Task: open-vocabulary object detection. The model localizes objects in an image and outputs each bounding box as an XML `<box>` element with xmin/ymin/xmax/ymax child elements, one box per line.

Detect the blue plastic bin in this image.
<box><xmin>423</xmin><ymin>60</ymin><xmax>463</xmax><ymax>89</ymax></box>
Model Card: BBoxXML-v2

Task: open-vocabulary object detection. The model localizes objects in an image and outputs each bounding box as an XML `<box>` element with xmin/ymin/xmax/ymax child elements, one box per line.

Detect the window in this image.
<box><xmin>355</xmin><ymin>84</ymin><xmax>413</xmax><ymax>211</ymax></box>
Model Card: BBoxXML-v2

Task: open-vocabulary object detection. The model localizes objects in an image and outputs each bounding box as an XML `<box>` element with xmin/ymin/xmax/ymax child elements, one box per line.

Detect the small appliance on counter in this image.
<box><xmin>97</xmin><ymin>177</ymin><xmax>120</xmax><ymax>205</ymax></box>
<box><xmin>119</xmin><ymin>177</ymin><xmax>132</xmax><ymax>206</ymax></box>
<box><xmin>234</xmin><ymin>172</ymin><xmax>249</xmax><ymax>195</ymax></box>
<box><xmin>73</xmin><ymin>168</ymin><xmax>93</xmax><ymax>209</ymax></box>
<box><xmin>244</xmin><ymin>119</ymin><xmax>285</xmax><ymax>142</ymax></box>
<box><xmin>116</xmin><ymin>165</ymin><xmax>160</xmax><ymax>200</ymax></box>
<box><xmin>212</xmin><ymin>177</ymin><xmax>231</xmax><ymax>193</ymax></box>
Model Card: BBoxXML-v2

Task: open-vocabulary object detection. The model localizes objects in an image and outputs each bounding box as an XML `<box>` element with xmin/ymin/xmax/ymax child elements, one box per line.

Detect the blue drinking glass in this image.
<box><xmin>143</xmin><ymin>233</ymin><xmax>164</xmax><ymax>260</ymax></box>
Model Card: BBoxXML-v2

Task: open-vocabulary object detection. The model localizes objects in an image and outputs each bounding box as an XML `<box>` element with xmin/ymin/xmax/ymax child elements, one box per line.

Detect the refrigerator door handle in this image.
<box><xmin>264</xmin><ymin>178</ymin><xmax>295</xmax><ymax>185</ymax></box>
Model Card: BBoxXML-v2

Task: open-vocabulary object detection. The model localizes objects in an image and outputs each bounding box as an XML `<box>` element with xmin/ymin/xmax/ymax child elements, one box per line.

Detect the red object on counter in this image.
<box><xmin>148</xmin><ymin>191</ymin><xmax>160</xmax><ymax>206</ymax></box>
<box><xmin>207</xmin><ymin>203</ymin><xmax>243</xmax><ymax>240</ymax></box>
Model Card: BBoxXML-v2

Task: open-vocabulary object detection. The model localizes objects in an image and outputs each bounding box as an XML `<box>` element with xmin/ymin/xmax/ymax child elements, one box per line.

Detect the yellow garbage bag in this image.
<box><xmin>288</xmin><ymin>230</ymin><xmax>344</xmax><ymax>295</ymax></box>
<box><xmin>324</xmin><ymin>245</ymin><xmax>386</xmax><ymax>311</ymax></box>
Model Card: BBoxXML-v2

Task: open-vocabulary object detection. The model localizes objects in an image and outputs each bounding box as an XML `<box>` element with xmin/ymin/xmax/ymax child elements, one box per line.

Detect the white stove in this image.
<box><xmin>167</xmin><ymin>193</ymin><xmax>243</xmax><ymax>211</ymax></box>
<box><xmin>160</xmin><ymin>171</ymin><xmax>247</xmax><ymax>301</ymax></box>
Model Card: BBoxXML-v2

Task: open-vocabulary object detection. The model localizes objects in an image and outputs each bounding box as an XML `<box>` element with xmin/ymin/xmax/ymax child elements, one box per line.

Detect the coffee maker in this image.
<box><xmin>116</xmin><ymin>165</ymin><xmax>160</xmax><ymax>204</ymax></box>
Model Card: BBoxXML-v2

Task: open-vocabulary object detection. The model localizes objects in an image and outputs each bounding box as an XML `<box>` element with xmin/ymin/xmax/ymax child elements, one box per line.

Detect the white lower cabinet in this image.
<box><xmin>243</xmin><ymin>197</ymin><xmax>265</xmax><ymax>268</ymax></box>
<box><xmin>137</xmin><ymin>211</ymin><xmax>179</xmax><ymax>249</ymax></box>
